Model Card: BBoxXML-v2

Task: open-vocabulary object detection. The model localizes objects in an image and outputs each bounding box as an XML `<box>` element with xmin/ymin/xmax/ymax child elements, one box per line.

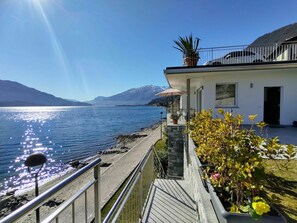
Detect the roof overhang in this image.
<box><xmin>164</xmin><ymin>61</ymin><xmax>297</xmax><ymax>90</ymax></box>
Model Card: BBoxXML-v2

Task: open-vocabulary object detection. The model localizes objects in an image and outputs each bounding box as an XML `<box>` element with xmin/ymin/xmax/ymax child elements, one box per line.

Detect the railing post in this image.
<box><xmin>211</xmin><ymin>48</ymin><xmax>213</xmax><ymax>60</ymax></box>
<box><xmin>139</xmin><ymin>164</ymin><xmax>143</xmax><ymax>220</ymax></box>
<box><xmin>85</xmin><ymin>191</ymin><xmax>88</xmax><ymax>223</ymax></box>
<box><xmin>150</xmin><ymin>148</ymin><xmax>154</xmax><ymax>181</ymax></box>
<box><xmin>275</xmin><ymin>43</ymin><xmax>278</xmax><ymax>60</ymax></box>
<box><xmin>72</xmin><ymin>203</ymin><xmax>75</xmax><ymax>223</ymax></box>
<box><xmin>94</xmin><ymin>164</ymin><xmax>101</xmax><ymax>223</ymax></box>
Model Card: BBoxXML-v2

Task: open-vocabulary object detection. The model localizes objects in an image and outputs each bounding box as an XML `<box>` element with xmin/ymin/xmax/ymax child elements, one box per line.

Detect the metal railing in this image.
<box><xmin>0</xmin><ymin>158</ymin><xmax>101</xmax><ymax>223</ymax></box>
<box><xmin>195</xmin><ymin>41</ymin><xmax>297</xmax><ymax>66</ymax></box>
<box><xmin>103</xmin><ymin>146</ymin><xmax>166</xmax><ymax>223</ymax></box>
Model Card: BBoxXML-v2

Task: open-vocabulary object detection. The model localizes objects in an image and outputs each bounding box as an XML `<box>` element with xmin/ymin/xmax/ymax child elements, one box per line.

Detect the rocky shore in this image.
<box><xmin>0</xmin><ymin>123</ymin><xmax>160</xmax><ymax>220</ymax></box>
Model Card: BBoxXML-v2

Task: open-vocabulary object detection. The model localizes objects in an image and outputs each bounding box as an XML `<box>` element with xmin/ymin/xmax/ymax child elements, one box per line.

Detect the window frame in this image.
<box><xmin>215</xmin><ymin>83</ymin><xmax>238</xmax><ymax>108</ymax></box>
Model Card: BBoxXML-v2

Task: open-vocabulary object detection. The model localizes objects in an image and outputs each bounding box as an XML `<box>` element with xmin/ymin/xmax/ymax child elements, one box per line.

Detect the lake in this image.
<box><xmin>0</xmin><ymin>106</ymin><xmax>165</xmax><ymax>194</ymax></box>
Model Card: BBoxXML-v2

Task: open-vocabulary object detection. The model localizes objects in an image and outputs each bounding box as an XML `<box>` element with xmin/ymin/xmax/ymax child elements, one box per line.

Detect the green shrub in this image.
<box><xmin>190</xmin><ymin>109</ymin><xmax>295</xmax><ymax>218</ymax></box>
<box><xmin>154</xmin><ymin>139</ymin><xmax>168</xmax><ymax>174</ymax></box>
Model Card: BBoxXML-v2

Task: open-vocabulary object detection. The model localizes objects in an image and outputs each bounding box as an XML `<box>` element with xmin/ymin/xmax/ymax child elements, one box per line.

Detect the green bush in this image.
<box><xmin>154</xmin><ymin>139</ymin><xmax>168</xmax><ymax>174</ymax></box>
<box><xmin>190</xmin><ymin>109</ymin><xmax>295</xmax><ymax>218</ymax></box>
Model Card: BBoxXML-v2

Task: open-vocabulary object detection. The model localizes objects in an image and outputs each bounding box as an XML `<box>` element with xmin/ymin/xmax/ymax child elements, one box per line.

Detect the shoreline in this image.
<box><xmin>0</xmin><ymin>122</ymin><xmax>161</xmax><ymax>219</ymax></box>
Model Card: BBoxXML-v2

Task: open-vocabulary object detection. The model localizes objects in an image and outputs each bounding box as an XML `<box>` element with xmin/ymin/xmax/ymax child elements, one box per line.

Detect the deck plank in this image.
<box><xmin>142</xmin><ymin>179</ymin><xmax>198</xmax><ymax>223</ymax></box>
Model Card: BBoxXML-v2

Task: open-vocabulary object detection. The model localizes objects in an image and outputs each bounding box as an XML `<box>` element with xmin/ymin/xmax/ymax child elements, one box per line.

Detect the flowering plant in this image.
<box><xmin>190</xmin><ymin>109</ymin><xmax>295</xmax><ymax>219</ymax></box>
<box><xmin>240</xmin><ymin>196</ymin><xmax>270</xmax><ymax>219</ymax></box>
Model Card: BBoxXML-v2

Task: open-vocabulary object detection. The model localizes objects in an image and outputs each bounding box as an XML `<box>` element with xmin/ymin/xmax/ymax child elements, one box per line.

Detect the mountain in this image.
<box><xmin>248</xmin><ymin>23</ymin><xmax>297</xmax><ymax>58</ymax></box>
<box><xmin>0</xmin><ymin>80</ymin><xmax>91</xmax><ymax>107</ymax></box>
<box><xmin>89</xmin><ymin>85</ymin><xmax>168</xmax><ymax>106</ymax></box>
<box><xmin>147</xmin><ymin>95</ymin><xmax>180</xmax><ymax>107</ymax></box>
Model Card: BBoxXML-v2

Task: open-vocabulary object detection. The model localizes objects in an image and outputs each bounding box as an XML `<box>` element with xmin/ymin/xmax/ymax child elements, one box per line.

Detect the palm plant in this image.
<box><xmin>173</xmin><ymin>34</ymin><xmax>200</xmax><ymax>66</ymax></box>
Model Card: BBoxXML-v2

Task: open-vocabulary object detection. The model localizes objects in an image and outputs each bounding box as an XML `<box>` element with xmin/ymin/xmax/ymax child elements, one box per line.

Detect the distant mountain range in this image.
<box><xmin>88</xmin><ymin>85</ymin><xmax>168</xmax><ymax>106</ymax></box>
<box><xmin>0</xmin><ymin>80</ymin><xmax>168</xmax><ymax>107</ymax></box>
<box><xmin>0</xmin><ymin>80</ymin><xmax>90</xmax><ymax>107</ymax></box>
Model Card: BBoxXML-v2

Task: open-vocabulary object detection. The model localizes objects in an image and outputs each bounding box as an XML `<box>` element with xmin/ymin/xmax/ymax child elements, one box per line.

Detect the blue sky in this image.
<box><xmin>0</xmin><ymin>0</ymin><xmax>296</xmax><ymax>101</ymax></box>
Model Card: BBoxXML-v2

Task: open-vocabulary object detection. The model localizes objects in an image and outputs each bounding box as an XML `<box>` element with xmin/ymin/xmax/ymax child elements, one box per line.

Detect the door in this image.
<box><xmin>264</xmin><ymin>87</ymin><xmax>281</xmax><ymax>125</ymax></box>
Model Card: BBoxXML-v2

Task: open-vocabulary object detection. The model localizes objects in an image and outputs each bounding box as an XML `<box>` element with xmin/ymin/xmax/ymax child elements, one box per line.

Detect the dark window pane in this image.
<box><xmin>230</xmin><ymin>52</ymin><xmax>236</xmax><ymax>57</ymax></box>
<box><xmin>216</xmin><ymin>84</ymin><xmax>236</xmax><ymax>107</ymax></box>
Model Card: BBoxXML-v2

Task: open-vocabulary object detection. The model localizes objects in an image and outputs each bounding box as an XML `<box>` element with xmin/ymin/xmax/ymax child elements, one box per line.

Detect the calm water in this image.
<box><xmin>0</xmin><ymin>106</ymin><xmax>165</xmax><ymax>194</ymax></box>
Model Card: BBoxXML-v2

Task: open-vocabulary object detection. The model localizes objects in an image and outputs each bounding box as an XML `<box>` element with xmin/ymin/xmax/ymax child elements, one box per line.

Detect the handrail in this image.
<box><xmin>195</xmin><ymin>41</ymin><xmax>297</xmax><ymax>65</ymax></box>
<box><xmin>103</xmin><ymin>146</ymin><xmax>153</xmax><ymax>223</ymax></box>
<box><xmin>42</xmin><ymin>179</ymin><xmax>96</xmax><ymax>223</ymax></box>
<box><xmin>199</xmin><ymin>41</ymin><xmax>297</xmax><ymax>51</ymax></box>
<box><xmin>0</xmin><ymin>157</ymin><xmax>101</xmax><ymax>223</ymax></box>
<box><xmin>153</xmin><ymin>148</ymin><xmax>167</xmax><ymax>179</ymax></box>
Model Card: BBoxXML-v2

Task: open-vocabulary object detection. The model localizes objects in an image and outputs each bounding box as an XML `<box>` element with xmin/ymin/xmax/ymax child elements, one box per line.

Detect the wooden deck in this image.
<box><xmin>142</xmin><ymin>179</ymin><xmax>199</xmax><ymax>223</ymax></box>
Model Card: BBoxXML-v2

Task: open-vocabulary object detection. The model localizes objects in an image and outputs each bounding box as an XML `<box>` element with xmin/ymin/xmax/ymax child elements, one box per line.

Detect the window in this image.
<box><xmin>243</xmin><ymin>51</ymin><xmax>255</xmax><ymax>56</ymax></box>
<box><xmin>224</xmin><ymin>53</ymin><xmax>231</xmax><ymax>59</ymax></box>
<box><xmin>230</xmin><ymin>52</ymin><xmax>237</xmax><ymax>58</ymax></box>
<box><xmin>215</xmin><ymin>83</ymin><xmax>237</xmax><ymax>107</ymax></box>
<box><xmin>230</xmin><ymin>51</ymin><xmax>242</xmax><ymax>58</ymax></box>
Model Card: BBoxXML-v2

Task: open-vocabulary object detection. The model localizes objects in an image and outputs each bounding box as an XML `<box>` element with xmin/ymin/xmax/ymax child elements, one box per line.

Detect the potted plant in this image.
<box><xmin>173</xmin><ymin>34</ymin><xmax>200</xmax><ymax>66</ymax></box>
<box><xmin>190</xmin><ymin>109</ymin><xmax>295</xmax><ymax>223</ymax></box>
<box><xmin>170</xmin><ymin>113</ymin><xmax>180</xmax><ymax>124</ymax></box>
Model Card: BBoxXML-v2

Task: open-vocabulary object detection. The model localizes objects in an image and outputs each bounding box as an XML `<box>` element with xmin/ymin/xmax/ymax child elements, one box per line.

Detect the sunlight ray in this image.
<box><xmin>32</xmin><ymin>1</ymin><xmax>71</xmax><ymax>82</ymax></box>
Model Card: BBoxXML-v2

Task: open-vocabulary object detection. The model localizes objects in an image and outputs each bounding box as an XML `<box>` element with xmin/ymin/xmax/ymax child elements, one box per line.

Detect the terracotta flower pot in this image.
<box><xmin>183</xmin><ymin>56</ymin><xmax>198</xmax><ymax>66</ymax></box>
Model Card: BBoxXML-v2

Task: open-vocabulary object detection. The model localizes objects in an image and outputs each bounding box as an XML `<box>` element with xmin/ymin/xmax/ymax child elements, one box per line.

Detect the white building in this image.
<box><xmin>164</xmin><ymin>24</ymin><xmax>297</xmax><ymax>125</ymax></box>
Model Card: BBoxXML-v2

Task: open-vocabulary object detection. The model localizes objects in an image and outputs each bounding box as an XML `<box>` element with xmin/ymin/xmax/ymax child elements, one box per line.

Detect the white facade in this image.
<box><xmin>166</xmin><ymin>63</ymin><xmax>297</xmax><ymax>125</ymax></box>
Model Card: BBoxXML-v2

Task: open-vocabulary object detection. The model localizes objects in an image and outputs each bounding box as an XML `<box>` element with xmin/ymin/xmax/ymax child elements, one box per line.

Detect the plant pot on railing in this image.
<box><xmin>207</xmin><ymin>182</ymin><xmax>287</xmax><ymax>223</ymax></box>
<box><xmin>183</xmin><ymin>55</ymin><xmax>198</xmax><ymax>66</ymax></box>
<box><xmin>171</xmin><ymin>113</ymin><xmax>181</xmax><ymax>125</ymax></box>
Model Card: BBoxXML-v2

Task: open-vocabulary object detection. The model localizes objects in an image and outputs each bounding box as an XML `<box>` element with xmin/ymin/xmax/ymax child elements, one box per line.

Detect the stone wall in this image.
<box><xmin>167</xmin><ymin>125</ymin><xmax>185</xmax><ymax>179</ymax></box>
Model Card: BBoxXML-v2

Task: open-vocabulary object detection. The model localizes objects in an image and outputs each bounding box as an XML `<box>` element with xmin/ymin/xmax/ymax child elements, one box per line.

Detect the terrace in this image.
<box><xmin>197</xmin><ymin>41</ymin><xmax>297</xmax><ymax>66</ymax></box>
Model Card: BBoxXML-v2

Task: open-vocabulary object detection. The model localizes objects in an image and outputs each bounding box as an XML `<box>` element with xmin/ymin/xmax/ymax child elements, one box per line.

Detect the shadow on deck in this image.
<box><xmin>142</xmin><ymin>179</ymin><xmax>198</xmax><ymax>223</ymax></box>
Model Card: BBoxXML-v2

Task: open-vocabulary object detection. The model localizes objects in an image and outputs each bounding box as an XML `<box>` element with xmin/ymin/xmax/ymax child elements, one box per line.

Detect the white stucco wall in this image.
<box><xmin>180</xmin><ymin>91</ymin><xmax>198</xmax><ymax>111</ymax></box>
<box><xmin>180</xmin><ymin>94</ymin><xmax>187</xmax><ymax>109</ymax></box>
<box><xmin>199</xmin><ymin>70</ymin><xmax>297</xmax><ymax>125</ymax></box>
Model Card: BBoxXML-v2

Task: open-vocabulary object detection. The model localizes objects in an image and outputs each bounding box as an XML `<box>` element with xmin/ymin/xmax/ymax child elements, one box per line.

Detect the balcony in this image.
<box><xmin>180</xmin><ymin>42</ymin><xmax>297</xmax><ymax>67</ymax></box>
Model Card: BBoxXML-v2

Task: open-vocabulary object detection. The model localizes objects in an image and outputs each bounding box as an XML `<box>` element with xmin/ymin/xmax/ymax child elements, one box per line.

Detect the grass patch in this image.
<box><xmin>101</xmin><ymin>153</ymin><xmax>156</xmax><ymax>222</ymax></box>
<box><xmin>154</xmin><ymin>138</ymin><xmax>166</xmax><ymax>151</ymax></box>
<box><xmin>263</xmin><ymin>159</ymin><xmax>297</xmax><ymax>223</ymax></box>
<box><xmin>154</xmin><ymin>139</ymin><xmax>168</xmax><ymax>173</ymax></box>
<box><xmin>100</xmin><ymin>173</ymin><xmax>131</xmax><ymax>221</ymax></box>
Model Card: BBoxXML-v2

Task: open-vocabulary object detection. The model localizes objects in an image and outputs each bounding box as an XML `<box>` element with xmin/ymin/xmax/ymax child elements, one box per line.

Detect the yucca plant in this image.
<box><xmin>173</xmin><ymin>34</ymin><xmax>200</xmax><ymax>66</ymax></box>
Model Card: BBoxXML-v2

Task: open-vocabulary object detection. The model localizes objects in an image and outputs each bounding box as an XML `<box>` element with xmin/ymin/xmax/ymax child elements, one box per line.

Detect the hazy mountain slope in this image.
<box><xmin>90</xmin><ymin>85</ymin><xmax>167</xmax><ymax>106</ymax></box>
<box><xmin>0</xmin><ymin>80</ymin><xmax>90</xmax><ymax>106</ymax></box>
<box><xmin>147</xmin><ymin>95</ymin><xmax>180</xmax><ymax>107</ymax></box>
